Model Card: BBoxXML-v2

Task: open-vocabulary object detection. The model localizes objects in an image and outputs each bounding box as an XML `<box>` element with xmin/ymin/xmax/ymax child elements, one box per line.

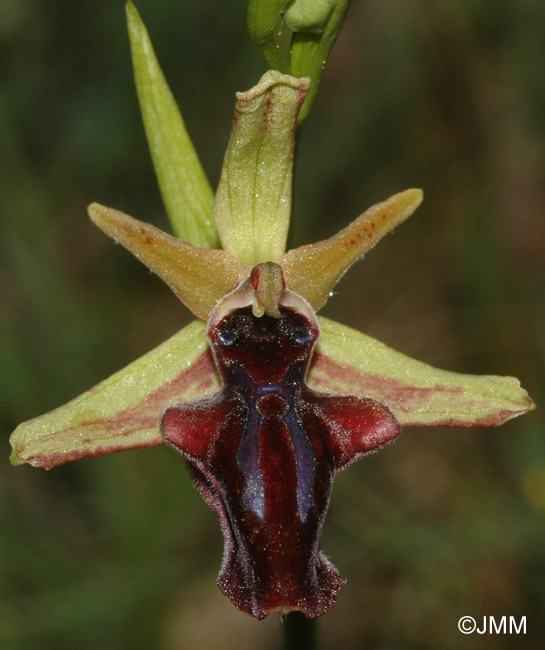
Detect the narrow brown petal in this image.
<box><xmin>279</xmin><ymin>189</ymin><xmax>423</xmax><ymax>310</ymax></box>
<box><xmin>89</xmin><ymin>203</ymin><xmax>246</xmax><ymax>319</ymax></box>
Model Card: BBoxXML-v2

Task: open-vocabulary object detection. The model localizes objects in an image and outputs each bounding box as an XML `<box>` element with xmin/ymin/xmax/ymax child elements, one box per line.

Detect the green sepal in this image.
<box><xmin>126</xmin><ymin>1</ymin><xmax>218</xmax><ymax>247</ymax></box>
<box><xmin>213</xmin><ymin>71</ymin><xmax>310</xmax><ymax>268</ymax></box>
<box><xmin>9</xmin><ymin>320</ymin><xmax>219</xmax><ymax>469</ymax></box>
<box><xmin>309</xmin><ymin>317</ymin><xmax>535</xmax><ymax>427</ymax></box>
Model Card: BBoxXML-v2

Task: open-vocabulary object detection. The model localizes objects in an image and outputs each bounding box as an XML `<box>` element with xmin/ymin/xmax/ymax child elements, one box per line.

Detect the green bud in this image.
<box><xmin>284</xmin><ymin>0</ymin><xmax>336</xmax><ymax>34</ymax></box>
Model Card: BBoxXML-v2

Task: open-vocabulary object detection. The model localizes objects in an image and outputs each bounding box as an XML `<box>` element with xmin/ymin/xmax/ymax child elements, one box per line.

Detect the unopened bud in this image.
<box><xmin>284</xmin><ymin>0</ymin><xmax>336</xmax><ymax>34</ymax></box>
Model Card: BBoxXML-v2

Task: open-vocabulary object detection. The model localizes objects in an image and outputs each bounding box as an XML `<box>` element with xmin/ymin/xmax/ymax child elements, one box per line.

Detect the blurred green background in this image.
<box><xmin>2</xmin><ymin>0</ymin><xmax>544</xmax><ymax>648</ymax></box>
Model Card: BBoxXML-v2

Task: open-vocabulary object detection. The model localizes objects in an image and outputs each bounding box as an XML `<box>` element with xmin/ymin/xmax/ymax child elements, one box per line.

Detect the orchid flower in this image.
<box><xmin>10</xmin><ymin>3</ymin><xmax>534</xmax><ymax>621</ymax></box>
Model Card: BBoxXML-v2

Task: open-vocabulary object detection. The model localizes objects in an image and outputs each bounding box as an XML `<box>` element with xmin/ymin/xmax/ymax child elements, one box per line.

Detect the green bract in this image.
<box><xmin>9</xmin><ymin>6</ymin><xmax>534</xmax><ymax>470</ymax></box>
<box><xmin>126</xmin><ymin>1</ymin><xmax>217</xmax><ymax>248</ymax></box>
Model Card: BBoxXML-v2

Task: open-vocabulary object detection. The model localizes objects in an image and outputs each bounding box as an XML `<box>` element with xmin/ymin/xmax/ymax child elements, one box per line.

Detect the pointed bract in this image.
<box><xmin>89</xmin><ymin>203</ymin><xmax>246</xmax><ymax>320</ymax></box>
<box><xmin>213</xmin><ymin>71</ymin><xmax>310</xmax><ymax>268</ymax></box>
<box><xmin>309</xmin><ymin>317</ymin><xmax>535</xmax><ymax>427</ymax></box>
<box><xmin>10</xmin><ymin>320</ymin><xmax>219</xmax><ymax>469</ymax></box>
<box><xmin>126</xmin><ymin>1</ymin><xmax>218</xmax><ymax>247</ymax></box>
<box><xmin>279</xmin><ymin>189</ymin><xmax>423</xmax><ymax>310</ymax></box>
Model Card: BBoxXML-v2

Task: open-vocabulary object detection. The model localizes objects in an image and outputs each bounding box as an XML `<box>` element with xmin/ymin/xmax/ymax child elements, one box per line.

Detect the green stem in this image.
<box><xmin>290</xmin><ymin>0</ymin><xmax>352</xmax><ymax>123</ymax></box>
<box><xmin>247</xmin><ymin>0</ymin><xmax>291</xmax><ymax>73</ymax></box>
<box><xmin>283</xmin><ymin>612</ymin><xmax>317</xmax><ymax>650</ymax></box>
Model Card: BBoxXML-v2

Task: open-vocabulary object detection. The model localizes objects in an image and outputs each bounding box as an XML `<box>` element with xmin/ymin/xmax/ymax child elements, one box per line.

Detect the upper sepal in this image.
<box><xmin>213</xmin><ymin>71</ymin><xmax>310</xmax><ymax>268</ymax></box>
<box><xmin>309</xmin><ymin>317</ymin><xmax>535</xmax><ymax>427</ymax></box>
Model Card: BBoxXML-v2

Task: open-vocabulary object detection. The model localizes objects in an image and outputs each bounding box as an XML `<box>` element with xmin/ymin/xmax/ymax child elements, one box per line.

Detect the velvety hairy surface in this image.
<box><xmin>162</xmin><ymin>306</ymin><xmax>400</xmax><ymax>618</ymax></box>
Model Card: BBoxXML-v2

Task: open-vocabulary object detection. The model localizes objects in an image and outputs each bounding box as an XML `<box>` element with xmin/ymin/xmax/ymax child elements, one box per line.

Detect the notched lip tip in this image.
<box><xmin>9</xmin><ymin>450</ymin><xmax>26</xmax><ymax>467</ymax></box>
<box><xmin>520</xmin><ymin>398</ymin><xmax>536</xmax><ymax>416</ymax></box>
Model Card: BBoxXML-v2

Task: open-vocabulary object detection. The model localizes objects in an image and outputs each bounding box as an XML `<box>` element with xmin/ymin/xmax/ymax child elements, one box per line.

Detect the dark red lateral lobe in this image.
<box><xmin>161</xmin><ymin>307</ymin><xmax>400</xmax><ymax>619</ymax></box>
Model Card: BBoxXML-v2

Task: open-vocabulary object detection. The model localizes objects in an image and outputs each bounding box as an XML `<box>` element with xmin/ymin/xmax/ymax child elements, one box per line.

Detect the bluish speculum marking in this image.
<box><xmin>229</xmin><ymin>362</ymin><xmax>316</xmax><ymax>521</ymax></box>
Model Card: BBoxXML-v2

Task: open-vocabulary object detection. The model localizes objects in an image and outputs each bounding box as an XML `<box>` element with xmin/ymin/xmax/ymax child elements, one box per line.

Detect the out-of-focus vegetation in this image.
<box><xmin>2</xmin><ymin>1</ymin><xmax>544</xmax><ymax>648</ymax></box>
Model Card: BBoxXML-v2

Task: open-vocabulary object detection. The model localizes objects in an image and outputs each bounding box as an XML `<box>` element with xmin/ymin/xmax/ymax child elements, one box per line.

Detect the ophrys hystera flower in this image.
<box><xmin>10</xmin><ymin>5</ymin><xmax>534</xmax><ymax>620</ymax></box>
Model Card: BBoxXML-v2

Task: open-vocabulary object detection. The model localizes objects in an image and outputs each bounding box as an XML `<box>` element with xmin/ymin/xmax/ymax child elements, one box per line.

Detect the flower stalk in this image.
<box><xmin>283</xmin><ymin>611</ymin><xmax>317</xmax><ymax>650</ymax></box>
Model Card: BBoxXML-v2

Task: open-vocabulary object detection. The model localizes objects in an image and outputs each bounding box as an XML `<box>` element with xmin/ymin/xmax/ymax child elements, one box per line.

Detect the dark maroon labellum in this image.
<box><xmin>162</xmin><ymin>306</ymin><xmax>400</xmax><ymax>619</ymax></box>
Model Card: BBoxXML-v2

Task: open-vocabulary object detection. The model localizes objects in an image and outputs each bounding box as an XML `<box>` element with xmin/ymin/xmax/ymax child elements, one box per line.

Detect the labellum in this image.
<box><xmin>162</xmin><ymin>264</ymin><xmax>399</xmax><ymax>618</ymax></box>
